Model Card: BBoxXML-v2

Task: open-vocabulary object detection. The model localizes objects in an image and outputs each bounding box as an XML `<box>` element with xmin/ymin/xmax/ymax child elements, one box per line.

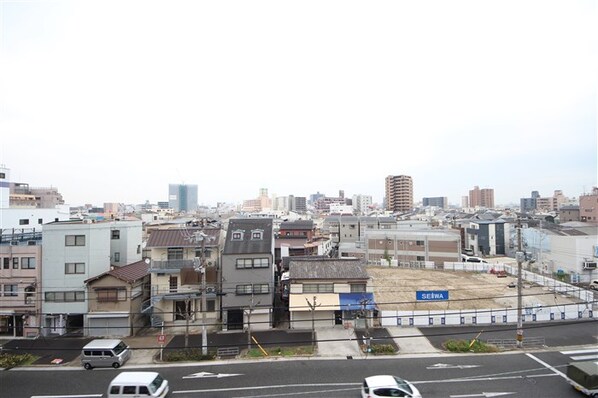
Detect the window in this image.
<box><xmin>113</xmin><ymin>252</ymin><xmax>120</xmax><ymax>262</ymax></box>
<box><xmin>19</xmin><ymin>219</ymin><xmax>29</xmax><ymax>225</ymax></box>
<box><xmin>65</xmin><ymin>262</ymin><xmax>85</xmax><ymax>274</ymax></box>
<box><xmin>38</xmin><ymin>218</ymin><xmax>43</xmax><ymax>224</ymax></box>
<box><xmin>97</xmin><ymin>288</ymin><xmax>126</xmax><ymax>302</ymax></box>
<box><xmin>206</xmin><ymin>299</ymin><xmax>216</xmax><ymax>312</ymax></box>
<box><xmin>25</xmin><ymin>286</ymin><xmax>35</xmax><ymax>304</ymax></box>
<box><xmin>12</xmin><ymin>257</ymin><xmax>19</xmax><ymax>269</ymax></box>
<box><xmin>303</xmin><ymin>283</ymin><xmax>334</xmax><ymax>293</ymax></box>
<box><xmin>45</xmin><ymin>291</ymin><xmax>84</xmax><ymax>302</ymax></box>
<box><xmin>236</xmin><ymin>258</ymin><xmax>269</xmax><ymax>269</ymax></box>
<box><xmin>350</xmin><ymin>284</ymin><xmax>366</xmax><ymax>293</ymax></box>
<box><xmin>65</xmin><ymin>235</ymin><xmax>85</xmax><ymax>246</ymax></box>
<box><xmin>416</xmin><ymin>240</ymin><xmax>424</xmax><ymax>246</ymax></box>
<box><xmin>22</xmin><ymin>257</ymin><xmax>36</xmax><ymax>269</ymax></box>
<box><xmin>169</xmin><ymin>276</ymin><xmax>177</xmax><ymax>292</ymax></box>
<box><xmin>253</xmin><ymin>284</ymin><xmax>270</xmax><ymax>294</ymax></box>
<box><xmin>111</xmin><ymin>230</ymin><xmax>120</xmax><ymax>239</ymax></box>
<box><xmin>417</xmin><ymin>256</ymin><xmax>425</xmax><ymax>261</ymax></box>
<box><xmin>122</xmin><ymin>386</ymin><xmax>137</xmax><ymax>394</ymax></box>
<box><xmin>236</xmin><ymin>284</ymin><xmax>253</xmax><ymax>295</ymax></box>
<box><xmin>251</xmin><ymin>230</ymin><xmax>263</xmax><ymax>240</ymax></box>
<box><xmin>232</xmin><ymin>230</ymin><xmax>244</xmax><ymax>240</ymax></box>
<box><xmin>3</xmin><ymin>285</ymin><xmax>17</xmax><ymax>297</ymax></box>
<box><xmin>253</xmin><ymin>258</ymin><xmax>269</xmax><ymax>268</ymax></box>
<box><xmin>2</xmin><ymin>258</ymin><xmax>8</xmax><ymax>269</ymax></box>
<box><xmin>236</xmin><ymin>259</ymin><xmax>253</xmax><ymax>269</ymax></box>
<box><xmin>167</xmin><ymin>248</ymin><xmax>183</xmax><ymax>260</ymax></box>
<box><xmin>137</xmin><ymin>245</ymin><xmax>141</xmax><ymax>254</ymax></box>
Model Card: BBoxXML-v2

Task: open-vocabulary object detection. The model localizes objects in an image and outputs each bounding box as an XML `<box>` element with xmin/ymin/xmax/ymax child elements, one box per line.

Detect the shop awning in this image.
<box><xmin>289</xmin><ymin>293</ymin><xmax>339</xmax><ymax>311</ymax></box>
<box><xmin>339</xmin><ymin>293</ymin><xmax>376</xmax><ymax>311</ymax></box>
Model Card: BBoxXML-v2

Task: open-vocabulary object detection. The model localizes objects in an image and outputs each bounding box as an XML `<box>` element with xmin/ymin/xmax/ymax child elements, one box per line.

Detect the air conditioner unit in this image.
<box><xmin>583</xmin><ymin>261</ymin><xmax>597</xmax><ymax>269</ymax></box>
<box><xmin>205</xmin><ymin>286</ymin><xmax>216</xmax><ymax>294</ymax></box>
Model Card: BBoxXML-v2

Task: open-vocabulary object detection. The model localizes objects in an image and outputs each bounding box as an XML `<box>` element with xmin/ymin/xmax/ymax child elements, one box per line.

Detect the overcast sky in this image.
<box><xmin>1</xmin><ymin>0</ymin><xmax>596</xmax><ymax>208</ymax></box>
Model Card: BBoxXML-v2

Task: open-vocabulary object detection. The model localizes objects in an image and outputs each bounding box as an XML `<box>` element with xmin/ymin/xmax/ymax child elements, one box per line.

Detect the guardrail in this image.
<box><xmin>217</xmin><ymin>346</ymin><xmax>240</xmax><ymax>357</ymax></box>
<box><xmin>485</xmin><ymin>336</ymin><xmax>545</xmax><ymax>349</ymax></box>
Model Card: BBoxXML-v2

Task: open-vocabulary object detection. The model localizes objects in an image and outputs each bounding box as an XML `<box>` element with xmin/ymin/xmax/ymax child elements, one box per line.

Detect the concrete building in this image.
<box><xmin>580</xmin><ymin>187</ymin><xmax>598</xmax><ymax>222</ymax></box>
<box><xmin>221</xmin><ymin>218</ymin><xmax>275</xmax><ymax>331</ymax></box>
<box><xmin>41</xmin><ymin>219</ymin><xmax>142</xmax><ymax>336</ymax></box>
<box><xmin>469</xmin><ymin>186</ymin><xmax>494</xmax><ymax>209</ymax></box>
<box><xmin>520</xmin><ymin>191</ymin><xmax>540</xmax><ymax>212</ymax></box>
<box><xmin>324</xmin><ymin>216</ymin><xmax>397</xmax><ymax>248</ymax></box>
<box><xmin>465</xmin><ymin>220</ymin><xmax>506</xmax><ymax>256</ymax></box>
<box><xmin>560</xmin><ymin>205</ymin><xmax>580</xmax><ymax>222</ymax></box>
<box><xmin>422</xmin><ymin>197</ymin><xmax>448</xmax><ymax>209</ymax></box>
<box><xmin>352</xmin><ymin>194</ymin><xmax>373</xmax><ymax>215</ymax></box>
<box><xmin>168</xmin><ymin>184</ymin><xmax>198</xmax><ymax>213</ymax></box>
<box><xmin>385</xmin><ymin>175</ymin><xmax>413</xmax><ymax>213</ymax></box>
<box><xmin>0</xmin><ymin>229</ymin><xmax>42</xmax><ymax>338</ymax></box>
<box><xmin>363</xmin><ymin>229</ymin><xmax>461</xmax><ymax>265</ymax></box>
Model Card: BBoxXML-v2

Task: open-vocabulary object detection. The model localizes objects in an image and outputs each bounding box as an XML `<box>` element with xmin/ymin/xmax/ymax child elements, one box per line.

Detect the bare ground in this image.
<box><xmin>367</xmin><ymin>267</ymin><xmax>584</xmax><ymax>311</ymax></box>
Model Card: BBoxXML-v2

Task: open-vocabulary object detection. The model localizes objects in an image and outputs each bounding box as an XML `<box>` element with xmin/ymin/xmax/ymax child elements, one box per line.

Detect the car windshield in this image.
<box><xmin>113</xmin><ymin>342</ymin><xmax>128</xmax><ymax>355</ymax></box>
<box><xmin>393</xmin><ymin>377</ymin><xmax>413</xmax><ymax>394</ymax></box>
<box><xmin>149</xmin><ymin>375</ymin><xmax>164</xmax><ymax>393</ymax></box>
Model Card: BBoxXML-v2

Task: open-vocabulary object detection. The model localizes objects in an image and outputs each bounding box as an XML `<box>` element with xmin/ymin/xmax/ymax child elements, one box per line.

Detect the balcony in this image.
<box><xmin>149</xmin><ymin>259</ymin><xmax>195</xmax><ymax>272</ymax></box>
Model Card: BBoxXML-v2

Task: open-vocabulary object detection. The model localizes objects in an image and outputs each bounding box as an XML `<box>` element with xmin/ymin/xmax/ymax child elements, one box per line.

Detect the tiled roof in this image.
<box><xmin>146</xmin><ymin>227</ymin><xmax>220</xmax><ymax>248</ymax></box>
<box><xmin>223</xmin><ymin>218</ymin><xmax>273</xmax><ymax>255</ymax></box>
<box><xmin>279</xmin><ymin>220</ymin><xmax>314</xmax><ymax>230</ymax></box>
<box><xmin>289</xmin><ymin>258</ymin><xmax>368</xmax><ymax>280</ymax></box>
<box><xmin>85</xmin><ymin>260</ymin><xmax>149</xmax><ymax>284</ymax></box>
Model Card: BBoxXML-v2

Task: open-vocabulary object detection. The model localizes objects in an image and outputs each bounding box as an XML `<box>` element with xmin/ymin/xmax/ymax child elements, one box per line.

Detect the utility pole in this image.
<box><xmin>305</xmin><ymin>296</ymin><xmax>320</xmax><ymax>350</ymax></box>
<box><xmin>246</xmin><ymin>293</ymin><xmax>260</xmax><ymax>351</ymax></box>
<box><xmin>361</xmin><ymin>297</ymin><xmax>373</xmax><ymax>352</ymax></box>
<box><xmin>516</xmin><ymin>218</ymin><xmax>524</xmax><ymax>348</ymax></box>
<box><xmin>192</xmin><ymin>231</ymin><xmax>209</xmax><ymax>355</ymax></box>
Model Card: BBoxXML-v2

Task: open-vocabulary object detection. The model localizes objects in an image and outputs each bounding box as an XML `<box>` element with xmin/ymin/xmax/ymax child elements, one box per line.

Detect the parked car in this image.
<box><xmin>589</xmin><ymin>280</ymin><xmax>598</xmax><ymax>291</ymax></box>
<box><xmin>361</xmin><ymin>375</ymin><xmax>422</xmax><ymax>398</ymax></box>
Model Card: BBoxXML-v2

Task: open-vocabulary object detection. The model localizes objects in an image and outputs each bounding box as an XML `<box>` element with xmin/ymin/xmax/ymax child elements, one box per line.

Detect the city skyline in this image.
<box><xmin>1</xmin><ymin>1</ymin><xmax>595</xmax><ymax>207</ymax></box>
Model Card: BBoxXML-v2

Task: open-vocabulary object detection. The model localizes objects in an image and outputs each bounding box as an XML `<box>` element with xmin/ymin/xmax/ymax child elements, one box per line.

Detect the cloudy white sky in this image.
<box><xmin>1</xmin><ymin>0</ymin><xmax>596</xmax><ymax>207</ymax></box>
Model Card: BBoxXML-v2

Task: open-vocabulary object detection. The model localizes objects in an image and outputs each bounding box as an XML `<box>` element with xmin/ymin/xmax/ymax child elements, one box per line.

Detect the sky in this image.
<box><xmin>1</xmin><ymin>0</ymin><xmax>596</xmax><ymax>208</ymax></box>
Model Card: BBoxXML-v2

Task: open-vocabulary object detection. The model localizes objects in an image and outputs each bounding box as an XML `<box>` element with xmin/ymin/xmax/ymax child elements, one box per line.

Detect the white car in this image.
<box><xmin>361</xmin><ymin>375</ymin><xmax>422</xmax><ymax>398</ymax></box>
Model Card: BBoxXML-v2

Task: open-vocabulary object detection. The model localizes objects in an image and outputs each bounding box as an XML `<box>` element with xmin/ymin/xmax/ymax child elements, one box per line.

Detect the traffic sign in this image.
<box><xmin>158</xmin><ymin>334</ymin><xmax>166</xmax><ymax>344</ymax></box>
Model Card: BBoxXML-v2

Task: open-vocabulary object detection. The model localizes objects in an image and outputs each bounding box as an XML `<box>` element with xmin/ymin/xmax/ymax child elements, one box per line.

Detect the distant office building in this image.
<box><xmin>422</xmin><ymin>197</ymin><xmax>448</xmax><ymax>209</ymax></box>
<box><xmin>352</xmin><ymin>194</ymin><xmax>373</xmax><ymax>215</ymax></box>
<box><xmin>157</xmin><ymin>201</ymin><xmax>169</xmax><ymax>209</ymax></box>
<box><xmin>309</xmin><ymin>192</ymin><xmax>325</xmax><ymax>205</ymax></box>
<box><xmin>469</xmin><ymin>186</ymin><xmax>494</xmax><ymax>209</ymax></box>
<box><xmin>292</xmin><ymin>196</ymin><xmax>307</xmax><ymax>213</ymax></box>
<box><xmin>385</xmin><ymin>175</ymin><xmax>413</xmax><ymax>213</ymax></box>
<box><xmin>520</xmin><ymin>191</ymin><xmax>540</xmax><ymax>212</ymax></box>
<box><xmin>272</xmin><ymin>195</ymin><xmax>307</xmax><ymax>213</ymax></box>
<box><xmin>168</xmin><ymin>184</ymin><xmax>198</xmax><ymax>213</ymax></box>
<box><xmin>461</xmin><ymin>196</ymin><xmax>469</xmax><ymax>208</ymax></box>
<box><xmin>536</xmin><ymin>190</ymin><xmax>568</xmax><ymax>212</ymax></box>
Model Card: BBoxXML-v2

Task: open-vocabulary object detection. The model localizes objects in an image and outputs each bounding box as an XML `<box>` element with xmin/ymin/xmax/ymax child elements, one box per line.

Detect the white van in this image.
<box><xmin>107</xmin><ymin>372</ymin><xmax>169</xmax><ymax>398</ymax></box>
<box><xmin>81</xmin><ymin>339</ymin><xmax>131</xmax><ymax>370</ymax></box>
<box><xmin>589</xmin><ymin>280</ymin><xmax>598</xmax><ymax>291</ymax></box>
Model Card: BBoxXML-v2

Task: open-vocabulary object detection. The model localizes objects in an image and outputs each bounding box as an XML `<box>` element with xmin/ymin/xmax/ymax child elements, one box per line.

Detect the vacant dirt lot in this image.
<box><xmin>367</xmin><ymin>267</ymin><xmax>584</xmax><ymax>311</ymax></box>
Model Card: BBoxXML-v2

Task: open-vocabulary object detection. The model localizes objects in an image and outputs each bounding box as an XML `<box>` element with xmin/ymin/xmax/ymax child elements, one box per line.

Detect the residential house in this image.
<box><xmin>84</xmin><ymin>259</ymin><xmax>150</xmax><ymax>337</ymax></box>
<box><xmin>287</xmin><ymin>258</ymin><xmax>375</xmax><ymax>329</ymax></box>
<box><xmin>144</xmin><ymin>227</ymin><xmax>221</xmax><ymax>332</ymax></box>
<box><xmin>41</xmin><ymin>219</ymin><xmax>142</xmax><ymax>336</ymax></box>
<box><xmin>0</xmin><ymin>229</ymin><xmax>42</xmax><ymax>337</ymax></box>
<box><xmin>221</xmin><ymin>218</ymin><xmax>275</xmax><ymax>331</ymax></box>
<box><xmin>465</xmin><ymin>220</ymin><xmax>506</xmax><ymax>256</ymax></box>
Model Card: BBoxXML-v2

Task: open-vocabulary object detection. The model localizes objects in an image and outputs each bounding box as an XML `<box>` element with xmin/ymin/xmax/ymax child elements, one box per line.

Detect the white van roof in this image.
<box><xmin>110</xmin><ymin>372</ymin><xmax>160</xmax><ymax>384</ymax></box>
<box><xmin>83</xmin><ymin>339</ymin><xmax>125</xmax><ymax>350</ymax></box>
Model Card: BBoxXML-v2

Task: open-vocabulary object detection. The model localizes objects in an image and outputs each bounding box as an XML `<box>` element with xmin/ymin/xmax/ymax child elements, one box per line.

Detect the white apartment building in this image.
<box><xmin>41</xmin><ymin>219</ymin><xmax>142</xmax><ymax>336</ymax></box>
<box><xmin>352</xmin><ymin>194</ymin><xmax>373</xmax><ymax>215</ymax></box>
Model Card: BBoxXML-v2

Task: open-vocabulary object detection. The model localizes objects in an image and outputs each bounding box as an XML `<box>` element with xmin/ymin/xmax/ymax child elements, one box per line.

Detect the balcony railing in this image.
<box><xmin>149</xmin><ymin>259</ymin><xmax>195</xmax><ymax>271</ymax></box>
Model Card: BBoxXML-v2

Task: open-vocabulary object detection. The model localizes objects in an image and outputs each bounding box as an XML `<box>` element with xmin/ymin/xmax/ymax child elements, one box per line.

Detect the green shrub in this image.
<box><xmin>246</xmin><ymin>346</ymin><xmax>314</xmax><ymax>357</ymax></box>
<box><xmin>163</xmin><ymin>348</ymin><xmax>215</xmax><ymax>362</ymax></box>
<box><xmin>0</xmin><ymin>353</ymin><xmax>37</xmax><ymax>369</ymax></box>
<box><xmin>444</xmin><ymin>339</ymin><xmax>498</xmax><ymax>353</ymax></box>
<box><xmin>370</xmin><ymin>344</ymin><xmax>397</xmax><ymax>355</ymax></box>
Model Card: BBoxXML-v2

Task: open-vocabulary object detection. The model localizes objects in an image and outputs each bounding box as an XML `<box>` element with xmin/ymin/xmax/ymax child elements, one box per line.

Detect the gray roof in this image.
<box><xmin>279</xmin><ymin>220</ymin><xmax>314</xmax><ymax>230</ymax></box>
<box><xmin>223</xmin><ymin>218</ymin><xmax>273</xmax><ymax>255</ymax></box>
<box><xmin>146</xmin><ymin>227</ymin><xmax>220</xmax><ymax>248</ymax></box>
<box><xmin>289</xmin><ymin>259</ymin><xmax>368</xmax><ymax>280</ymax></box>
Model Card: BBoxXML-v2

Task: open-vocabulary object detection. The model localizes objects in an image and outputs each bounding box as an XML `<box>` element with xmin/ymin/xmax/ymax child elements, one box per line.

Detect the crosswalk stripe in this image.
<box><xmin>570</xmin><ymin>354</ymin><xmax>598</xmax><ymax>361</ymax></box>
<box><xmin>561</xmin><ymin>348</ymin><xmax>598</xmax><ymax>355</ymax></box>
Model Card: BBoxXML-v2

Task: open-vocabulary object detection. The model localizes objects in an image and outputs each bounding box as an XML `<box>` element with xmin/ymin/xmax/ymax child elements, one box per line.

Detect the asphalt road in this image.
<box><xmin>1</xmin><ymin>348</ymin><xmax>592</xmax><ymax>397</ymax></box>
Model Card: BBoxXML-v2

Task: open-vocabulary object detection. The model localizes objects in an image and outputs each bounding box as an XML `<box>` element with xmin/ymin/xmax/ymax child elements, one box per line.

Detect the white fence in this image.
<box><xmin>375</xmin><ymin>260</ymin><xmax>596</xmax><ymax>327</ymax></box>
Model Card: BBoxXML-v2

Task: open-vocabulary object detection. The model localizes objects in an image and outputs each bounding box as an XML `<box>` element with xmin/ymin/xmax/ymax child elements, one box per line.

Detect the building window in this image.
<box><xmin>111</xmin><ymin>230</ymin><xmax>120</xmax><ymax>239</ymax></box>
<box><xmin>236</xmin><ymin>284</ymin><xmax>253</xmax><ymax>295</ymax></box>
<box><xmin>2</xmin><ymin>258</ymin><xmax>8</xmax><ymax>269</ymax></box>
<box><xmin>137</xmin><ymin>245</ymin><xmax>141</xmax><ymax>254</ymax></box>
<box><xmin>416</xmin><ymin>240</ymin><xmax>424</xmax><ymax>246</ymax></box>
<box><xmin>350</xmin><ymin>284</ymin><xmax>366</xmax><ymax>293</ymax></box>
<box><xmin>236</xmin><ymin>258</ymin><xmax>269</xmax><ymax>269</ymax></box>
<box><xmin>169</xmin><ymin>276</ymin><xmax>178</xmax><ymax>292</ymax></box>
<box><xmin>65</xmin><ymin>235</ymin><xmax>86</xmax><ymax>246</ymax></box>
<box><xmin>206</xmin><ymin>299</ymin><xmax>216</xmax><ymax>312</ymax></box>
<box><xmin>167</xmin><ymin>248</ymin><xmax>183</xmax><ymax>260</ymax></box>
<box><xmin>19</xmin><ymin>219</ymin><xmax>29</xmax><ymax>225</ymax></box>
<box><xmin>236</xmin><ymin>259</ymin><xmax>253</xmax><ymax>269</ymax></box>
<box><xmin>232</xmin><ymin>230</ymin><xmax>244</xmax><ymax>240</ymax></box>
<box><xmin>12</xmin><ymin>257</ymin><xmax>19</xmax><ymax>269</ymax></box>
<box><xmin>251</xmin><ymin>230</ymin><xmax>263</xmax><ymax>240</ymax></box>
<box><xmin>96</xmin><ymin>288</ymin><xmax>126</xmax><ymax>302</ymax></box>
<box><xmin>22</xmin><ymin>257</ymin><xmax>36</xmax><ymax>269</ymax></box>
<box><xmin>38</xmin><ymin>218</ymin><xmax>43</xmax><ymax>224</ymax></box>
<box><xmin>253</xmin><ymin>258</ymin><xmax>269</xmax><ymax>268</ymax></box>
<box><xmin>303</xmin><ymin>283</ymin><xmax>334</xmax><ymax>293</ymax></box>
<box><xmin>45</xmin><ymin>291</ymin><xmax>84</xmax><ymax>302</ymax></box>
<box><xmin>417</xmin><ymin>256</ymin><xmax>425</xmax><ymax>261</ymax></box>
<box><xmin>4</xmin><ymin>285</ymin><xmax>18</xmax><ymax>296</ymax></box>
<box><xmin>113</xmin><ymin>252</ymin><xmax>120</xmax><ymax>262</ymax></box>
<box><xmin>65</xmin><ymin>262</ymin><xmax>85</xmax><ymax>274</ymax></box>
<box><xmin>25</xmin><ymin>286</ymin><xmax>35</xmax><ymax>304</ymax></box>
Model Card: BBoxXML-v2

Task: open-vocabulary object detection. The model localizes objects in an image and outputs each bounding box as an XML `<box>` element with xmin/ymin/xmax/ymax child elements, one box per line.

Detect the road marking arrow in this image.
<box><xmin>427</xmin><ymin>363</ymin><xmax>481</xmax><ymax>369</ymax></box>
<box><xmin>183</xmin><ymin>371</ymin><xmax>243</xmax><ymax>379</ymax></box>
<box><xmin>450</xmin><ymin>393</ymin><xmax>516</xmax><ymax>397</ymax></box>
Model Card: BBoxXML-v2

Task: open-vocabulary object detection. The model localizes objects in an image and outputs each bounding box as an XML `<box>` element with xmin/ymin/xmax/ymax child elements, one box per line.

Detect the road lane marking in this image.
<box><xmin>561</xmin><ymin>348</ymin><xmax>598</xmax><ymax>355</ymax></box>
<box><xmin>450</xmin><ymin>393</ymin><xmax>515</xmax><ymax>398</ymax></box>
<box><xmin>525</xmin><ymin>353</ymin><xmax>568</xmax><ymax>379</ymax></box>
<box><xmin>31</xmin><ymin>395</ymin><xmax>102</xmax><ymax>398</ymax></box>
<box><xmin>570</xmin><ymin>354</ymin><xmax>598</xmax><ymax>361</ymax></box>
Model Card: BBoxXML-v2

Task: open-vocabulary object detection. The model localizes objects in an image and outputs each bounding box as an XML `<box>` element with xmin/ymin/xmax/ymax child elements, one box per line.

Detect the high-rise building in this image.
<box><xmin>422</xmin><ymin>197</ymin><xmax>448</xmax><ymax>208</ymax></box>
<box><xmin>168</xmin><ymin>184</ymin><xmax>198</xmax><ymax>213</ymax></box>
<box><xmin>385</xmin><ymin>175</ymin><xmax>413</xmax><ymax>213</ymax></box>
<box><xmin>468</xmin><ymin>186</ymin><xmax>494</xmax><ymax>209</ymax></box>
<box><xmin>352</xmin><ymin>194</ymin><xmax>373</xmax><ymax>215</ymax></box>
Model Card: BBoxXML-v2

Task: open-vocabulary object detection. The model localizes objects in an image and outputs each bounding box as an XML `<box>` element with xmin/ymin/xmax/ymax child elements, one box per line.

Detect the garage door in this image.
<box><xmin>88</xmin><ymin>316</ymin><xmax>129</xmax><ymax>337</ymax></box>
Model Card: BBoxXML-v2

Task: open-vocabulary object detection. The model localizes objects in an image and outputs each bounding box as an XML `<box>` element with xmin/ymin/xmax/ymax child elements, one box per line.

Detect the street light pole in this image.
<box><xmin>516</xmin><ymin>218</ymin><xmax>524</xmax><ymax>348</ymax></box>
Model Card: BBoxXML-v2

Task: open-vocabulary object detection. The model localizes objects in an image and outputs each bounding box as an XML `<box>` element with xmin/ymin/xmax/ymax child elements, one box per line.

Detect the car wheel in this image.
<box><xmin>84</xmin><ymin>363</ymin><xmax>92</xmax><ymax>370</ymax></box>
<box><xmin>112</xmin><ymin>362</ymin><xmax>120</xmax><ymax>369</ymax></box>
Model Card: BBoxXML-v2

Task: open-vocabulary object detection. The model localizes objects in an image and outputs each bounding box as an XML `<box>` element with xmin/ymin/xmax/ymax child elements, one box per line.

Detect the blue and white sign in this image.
<box><xmin>416</xmin><ymin>290</ymin><xmax>449</xmax><ymax>301</ymax></box>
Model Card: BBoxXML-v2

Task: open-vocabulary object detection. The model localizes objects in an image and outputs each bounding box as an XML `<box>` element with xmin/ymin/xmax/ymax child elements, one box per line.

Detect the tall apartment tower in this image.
<box><xmin>469</xmin><ymin>186</ymin><xmax>495</xmax><ymax>208</ymax></box>
<box><xmin>385</xmin><ymin>175</ymin><xmax>413</xmax><ymax>213</ymax></box>
<box><xmin>168</xmin><ymin>184</ymin><xmax>198</xmax><ymax>213</ymax></box>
